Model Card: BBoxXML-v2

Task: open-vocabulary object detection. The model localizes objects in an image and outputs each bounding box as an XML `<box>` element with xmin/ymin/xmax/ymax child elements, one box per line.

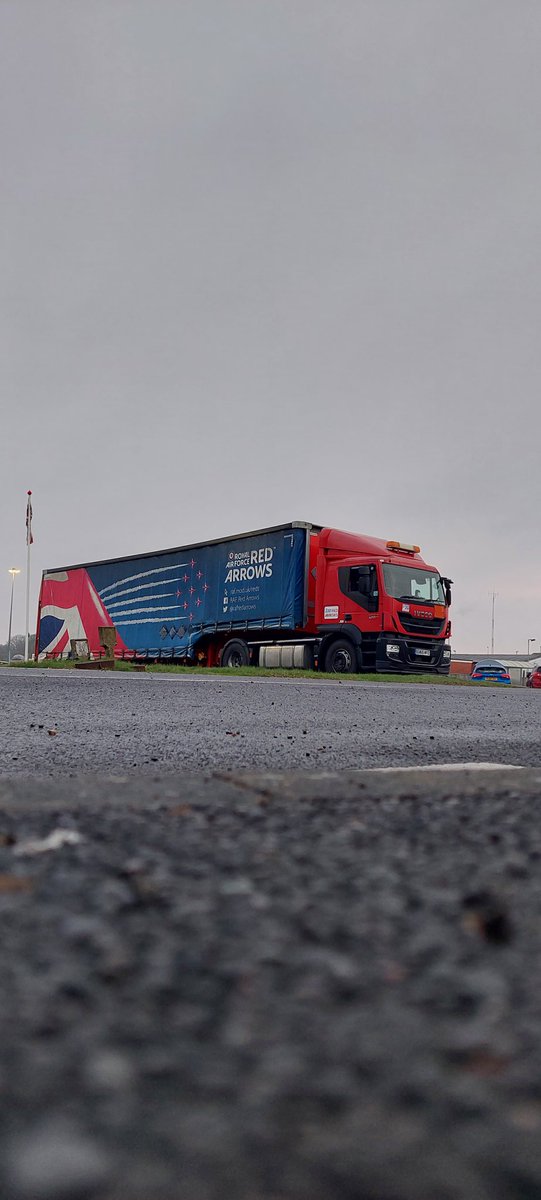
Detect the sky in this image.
<box><xmin>2</xmin><ymin>0</ymin><xmax>540</xmax><ymax>655</ymax></box>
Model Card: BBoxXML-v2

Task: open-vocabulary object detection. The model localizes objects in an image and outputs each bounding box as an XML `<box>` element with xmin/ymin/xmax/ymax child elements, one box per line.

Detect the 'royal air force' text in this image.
<box><xmin>225</xmin><ymin>546</ymin><xmax>274</xmax><ymax>584</ymax></box>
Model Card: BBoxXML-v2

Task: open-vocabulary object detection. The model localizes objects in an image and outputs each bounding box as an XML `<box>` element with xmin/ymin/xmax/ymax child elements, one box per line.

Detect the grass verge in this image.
<box><xmin>4</xmin><ymin>660</ymin><xmax>489</xmax><ymax>684</ymax></box>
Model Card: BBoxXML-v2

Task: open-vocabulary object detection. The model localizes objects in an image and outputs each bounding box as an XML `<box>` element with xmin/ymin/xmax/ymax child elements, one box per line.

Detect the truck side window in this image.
<box><xmin>338</xmin><ymin>565</ymin><xmax>379</xmax><ymax>612</ymax></box>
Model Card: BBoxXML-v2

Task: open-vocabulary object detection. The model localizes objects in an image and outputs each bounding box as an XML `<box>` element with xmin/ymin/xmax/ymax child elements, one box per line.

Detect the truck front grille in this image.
<box><xmin>399</xmin><ymin>615</ymin><xmax>445</xmax><ymax>636</ymax></box>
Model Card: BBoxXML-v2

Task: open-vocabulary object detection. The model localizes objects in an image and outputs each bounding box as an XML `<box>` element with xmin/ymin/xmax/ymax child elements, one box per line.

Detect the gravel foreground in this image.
<box><xmin>3</xmin><ymin>669</ymin><xmax>541</xmax><ymax>773</ymax></box>
<box><xmin>1</xmin><ymin>768</ymin><xmax>541</xmax><ymax>1200</ymax></box>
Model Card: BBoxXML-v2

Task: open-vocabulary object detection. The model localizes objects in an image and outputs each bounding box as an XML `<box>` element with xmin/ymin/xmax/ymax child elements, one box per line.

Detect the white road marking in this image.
<box><xmin>364</xmin><ymin>762</ymin><xmax>523</xmax><ymax>772</ymax></box>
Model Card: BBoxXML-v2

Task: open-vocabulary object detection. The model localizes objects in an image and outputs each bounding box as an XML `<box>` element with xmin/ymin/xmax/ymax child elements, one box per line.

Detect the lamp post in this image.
<box><xmin>528</xmin><ymin>638</ymin><xmax>536</xmax><ymax>659</ymax></box>
<box><xmin>7</xmin><ymin>568</ymin><xmax>21</xmax><ymax>665</ymax></box>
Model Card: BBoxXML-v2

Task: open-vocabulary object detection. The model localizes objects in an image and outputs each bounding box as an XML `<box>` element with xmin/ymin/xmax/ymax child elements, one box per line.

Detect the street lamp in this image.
<box><xmin>528</xmin><ymin>638</ymin><xmax>536</xmax><ymax>659</ymax></box>
<box><xmin>7</xmin><ymin>568</ymin><xmax>21</xmax><ymax>665</ymax></box>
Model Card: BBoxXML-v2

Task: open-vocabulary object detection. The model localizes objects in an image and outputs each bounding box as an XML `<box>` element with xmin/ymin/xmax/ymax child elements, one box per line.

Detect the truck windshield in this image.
<box><xmin>382</xmin><ymin>564</ymin><xmax>445</xmax><ymax>604</ymax></box>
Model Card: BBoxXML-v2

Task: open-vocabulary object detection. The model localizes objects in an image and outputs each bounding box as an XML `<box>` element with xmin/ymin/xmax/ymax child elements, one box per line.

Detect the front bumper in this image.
<box><xmin>376</xmin><ymin>634</ymin><xmax>451</xmax><ymax>675</ymax></box>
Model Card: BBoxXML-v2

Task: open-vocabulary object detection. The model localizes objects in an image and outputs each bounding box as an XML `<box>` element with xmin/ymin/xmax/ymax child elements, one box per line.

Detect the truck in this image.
<box><xmin>35</xmin><ymin>521</ymin><xmax>452</xmax><ymax>674</ymax></box>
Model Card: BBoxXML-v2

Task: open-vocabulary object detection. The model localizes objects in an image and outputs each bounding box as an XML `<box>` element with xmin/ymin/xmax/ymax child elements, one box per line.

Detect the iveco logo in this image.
<box><xmin>413</xmin><ymin>609</ymin><xmax>431</xmax><ymax>618</ymax></box>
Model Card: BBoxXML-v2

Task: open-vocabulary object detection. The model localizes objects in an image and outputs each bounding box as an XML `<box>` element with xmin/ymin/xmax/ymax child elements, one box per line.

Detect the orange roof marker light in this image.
<box><xmin>386</xmin><ymin>540</ymin><xmax>421</xmax><ymax>555</ymax></box>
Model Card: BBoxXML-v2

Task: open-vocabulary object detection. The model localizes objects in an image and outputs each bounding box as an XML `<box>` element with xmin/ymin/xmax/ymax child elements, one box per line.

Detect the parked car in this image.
<box><xmin>526</xmin><ymin>667</ymin><xmax>541</xmax><ymax>689</ymax></box>
<box><xmin>471</xmin><ymin>662</ymin><xmax>511</xmax><ymax>684</ymax></box>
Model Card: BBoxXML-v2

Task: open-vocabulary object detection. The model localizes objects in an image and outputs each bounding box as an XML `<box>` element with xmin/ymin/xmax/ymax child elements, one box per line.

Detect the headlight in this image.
<box><xmin>386</xmin><ymin>643</ymin><xmax>400</xmax><ymax>655</ymax></box>
<box><xmin>443</xmin><ymin>649</ymin><xmax>451</xmax><ymax>659</ymax></box>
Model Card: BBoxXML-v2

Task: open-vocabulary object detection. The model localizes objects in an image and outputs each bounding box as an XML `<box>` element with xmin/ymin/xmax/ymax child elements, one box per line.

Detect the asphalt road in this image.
<box><xmin>1</xmin><ymin>667</ymin><xmax>540</xmax><ymax>774</ymax></box>
<box><xmin>1</xmin><ymin>767</ymin><xmax>541</xmax><ymax>1200</ymax></box>
<box><xmin>2</xmin><ymin>669</ymin><xmax>541</xmax><ymax>1199</ymax></box>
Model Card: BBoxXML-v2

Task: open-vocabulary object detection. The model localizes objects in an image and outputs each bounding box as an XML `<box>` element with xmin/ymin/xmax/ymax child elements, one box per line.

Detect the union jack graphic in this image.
<box><xmin>37</xmin><ymin>569</ymin><xmax>123</xmax><ymax>658</ymax></box>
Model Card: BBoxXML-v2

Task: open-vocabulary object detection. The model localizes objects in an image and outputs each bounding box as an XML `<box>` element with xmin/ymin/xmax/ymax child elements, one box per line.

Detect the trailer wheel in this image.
<box><xmin>220</xmin><ymin>639</ymin><xmax>251</xmax><ymax>668</ymax></box>
<box><xmin>323</xmin><ymin>638</ymin><xmax>357</xmax><ymax>674</ymax></box>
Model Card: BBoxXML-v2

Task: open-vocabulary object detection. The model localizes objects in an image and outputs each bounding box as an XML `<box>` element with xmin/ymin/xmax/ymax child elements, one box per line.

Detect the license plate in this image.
<box><xmin>414</xmin><ymin>648</ymin><xmax>431</xmax><ymax>657</ymax></box>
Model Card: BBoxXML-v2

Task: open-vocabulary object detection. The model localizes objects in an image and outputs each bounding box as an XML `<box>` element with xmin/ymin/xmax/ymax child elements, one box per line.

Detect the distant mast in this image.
<box><xmin>490</xmin><ymin>590</ymin><xmax>497</xmax><ymax>655</ymax></box>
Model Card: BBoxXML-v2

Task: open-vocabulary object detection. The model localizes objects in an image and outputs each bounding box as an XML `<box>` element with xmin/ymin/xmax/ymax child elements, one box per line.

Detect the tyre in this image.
<box><xmin>323</xmin><ymin>638</ymin><xmax>358</xmax><ymax>674</ymax></box>
<box><xmin>220</xmin><ymin>639</ymin><xmax>251</xmax><ymax>668</ymax></box>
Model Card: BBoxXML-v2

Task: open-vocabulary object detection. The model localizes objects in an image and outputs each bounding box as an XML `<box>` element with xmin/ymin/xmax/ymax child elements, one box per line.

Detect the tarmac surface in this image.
<box><xmin>1</xmin><ymin>667</ymin><xmax>541</xmax><ymax>773</ymax></box>
<box><xmin>1</xmin><ymin>767</ymin><xmax>541</xmax><ymax>1199</ymax></box>
<box><xmin>2</xmin><ymin>670</ymin><xmax>541</xmax><ymax>1198</ymax></box>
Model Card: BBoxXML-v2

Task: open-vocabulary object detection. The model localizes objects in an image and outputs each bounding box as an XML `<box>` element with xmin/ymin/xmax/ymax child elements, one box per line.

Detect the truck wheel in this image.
<box><xmin>323</xmin><ymin>638</ymin><xmax>357</xmax><ymax>674</ymax></box>
<box><xmin>220</xmin><ymin>639</ymin><xmax>251</xmax><ymax>668</ymax></box>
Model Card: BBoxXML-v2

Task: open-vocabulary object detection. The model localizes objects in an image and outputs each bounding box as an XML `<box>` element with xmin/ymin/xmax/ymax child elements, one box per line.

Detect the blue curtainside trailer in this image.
<box><xmin>37</xmin><ymin>523</ymin><xmax>311</xmax><ymax>661</ymax></box>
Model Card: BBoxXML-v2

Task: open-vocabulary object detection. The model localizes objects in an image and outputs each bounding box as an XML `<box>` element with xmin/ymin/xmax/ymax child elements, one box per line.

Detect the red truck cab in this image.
<box><xmin>310</xmin><ymin>527</ymin><xmax>451</xmax><ymax>674</ymax></box>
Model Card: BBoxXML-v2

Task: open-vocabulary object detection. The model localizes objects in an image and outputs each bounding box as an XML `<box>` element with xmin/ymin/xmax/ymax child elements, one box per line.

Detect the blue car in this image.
<box><xmin>471</xmin><ymin>663</ymin><xmax>511</xmax><ymax>684</ymax></box>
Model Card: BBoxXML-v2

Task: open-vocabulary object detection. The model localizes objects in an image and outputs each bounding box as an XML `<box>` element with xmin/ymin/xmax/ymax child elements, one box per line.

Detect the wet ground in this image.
<box><xmin>1</xmin><ymin>668</ymin><xmax>540</xmax><ymax>773</ymax></box>
<box><xmin>0</xmin><ymin>768</ymin><xmax>541</xmax><ymax>1199</ymax></box>
<box><xmin>2</xmin><ymin>670</ymin><xmax>541</xmax><ymax>1198</ymax></box>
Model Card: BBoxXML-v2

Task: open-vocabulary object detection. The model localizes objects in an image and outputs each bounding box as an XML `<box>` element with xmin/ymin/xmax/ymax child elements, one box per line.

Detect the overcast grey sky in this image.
<box><xmin>2</xmin><ymin>0</ymin><xmax>540</xmax><ymax>654</ymax></box>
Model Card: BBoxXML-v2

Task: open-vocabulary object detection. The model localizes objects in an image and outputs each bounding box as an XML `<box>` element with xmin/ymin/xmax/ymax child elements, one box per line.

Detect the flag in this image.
<box><xmin>26</xmin><ymin>491</ymin><xmax>33</xmax><ymax>545</ymax></box>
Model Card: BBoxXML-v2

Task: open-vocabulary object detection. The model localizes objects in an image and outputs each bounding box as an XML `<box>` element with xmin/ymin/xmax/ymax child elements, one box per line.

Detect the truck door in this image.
<box><xmin>338</xmin><ymin>565</ymin><xmax>379</xmax><ymax>615</ymax></box>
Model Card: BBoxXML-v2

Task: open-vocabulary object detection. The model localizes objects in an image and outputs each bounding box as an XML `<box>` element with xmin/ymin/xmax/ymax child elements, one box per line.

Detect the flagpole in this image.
<box><xmin>25</xmin><ymin>490</ymin><xmax>32</xmax><ymax>661</ymax></box>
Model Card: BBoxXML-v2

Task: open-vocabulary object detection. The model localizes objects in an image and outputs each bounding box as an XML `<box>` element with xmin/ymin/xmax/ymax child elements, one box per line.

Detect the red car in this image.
<box><xmin>527</xmin><ymin>667</ymin><xmax>541</xmax><ymax>689</ymax></box>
